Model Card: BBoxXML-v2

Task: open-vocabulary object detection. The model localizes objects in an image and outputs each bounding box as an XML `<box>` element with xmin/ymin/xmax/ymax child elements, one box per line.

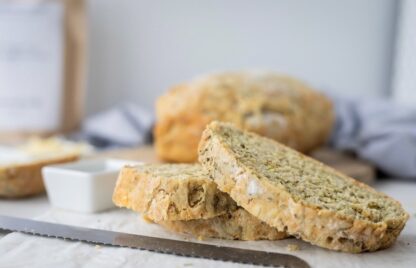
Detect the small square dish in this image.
<box><xmin>42</xmin><ymin>158</ymin><xmax>141</xmax><ymax>213</ymax></box>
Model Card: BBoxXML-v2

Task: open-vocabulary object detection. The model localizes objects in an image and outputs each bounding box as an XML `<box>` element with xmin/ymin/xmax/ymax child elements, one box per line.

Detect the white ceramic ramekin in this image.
<box><xmin>42</xmin><ymin>158</ymin><xmax>140</xmax><ymax>213</ymax></box>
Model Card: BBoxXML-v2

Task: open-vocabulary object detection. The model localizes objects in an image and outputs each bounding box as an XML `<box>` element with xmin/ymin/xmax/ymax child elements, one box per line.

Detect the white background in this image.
<box><xmin>85</xmin><ymin>0</ymin><xmax>398</xmax><ymax>114</ymax></box>
<box><xmin>392</xmin><ymin>0</ymin><xmax>416</xmax><ymax>105</ymax></box>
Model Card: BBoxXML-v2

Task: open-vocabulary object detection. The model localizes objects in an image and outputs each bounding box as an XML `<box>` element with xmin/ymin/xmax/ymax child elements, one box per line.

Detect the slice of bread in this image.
<box><xmin>198</xmin><ymin>121</ymin><xmax>409</xmax><ymax>252</ymax></box>
<box><xmin>113</xmin><ymin>164</ymin><xmax>236</xmax><ymax>221</ymax></box>
<box><xmin>112</xmin><ymin>163</ymin><xmax>287</xmax><ymax>240</ymax></box>
<box><xmin>158</xmin><ymin>208</ymin><xmax>288</xmax><ymax>241</ymax></box>
<box><xmin>0</xmin><ymin>137</ymin><xmax>89</xmax><ymax>198</ymax></box>
<box><xmin>0</xmin><ymin>155</ymin><xmax>78</xmax><ymax>198</ymax></box>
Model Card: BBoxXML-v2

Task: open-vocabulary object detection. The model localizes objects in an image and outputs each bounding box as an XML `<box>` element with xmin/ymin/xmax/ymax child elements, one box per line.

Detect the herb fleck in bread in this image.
<box><xmin>155</xmin><ymin>71</ymin><xmax>334</xmax><ymax>162</ymax></box>
<box><xmin>112</xmin><ymin>163</ymin><xmax>287</xmax><ymax>240</ymax></box>
<box><xmin>198</xmin><ymin>121</ymin><xmax>409</xmax><ymax>252</ymax></box>
<box><xmin>159</xmin><ymin>208</ymin><xmax>287</xmax><ymax>241</ymax></box>
<box><xmin>113</xmin><ymin>164</ymin><xmax>236</xmax><ymax>221</ymax></box>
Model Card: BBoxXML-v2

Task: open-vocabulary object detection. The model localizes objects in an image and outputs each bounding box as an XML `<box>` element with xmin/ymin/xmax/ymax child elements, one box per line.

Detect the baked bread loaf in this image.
<box><xmin>155</xmin><ymin>71</ymin><xmax>334</xmax><ymax>162</ymax></box>
<box><xmin>198</xmin><ymin>121</ymin><xmax>409</xmax><ymax>252</ymax></box>
<box><xmin>112</xmin><ymin>163</ymin><xmax>288</xmax><ymax>240</ymax></box>
<box><xmin>0</xmin><ymin>137</ymin><xmax>89</xmax><ymax>198</ymax></box>
<box><xmin>159</xmin><ymin>208</ymin><xmax>287</xmax><ymax>241</ymax></box>
<box><xmin>113</xmin><ymin>164</ymin><xmax>236</xmax><ymax>221</ymax></box>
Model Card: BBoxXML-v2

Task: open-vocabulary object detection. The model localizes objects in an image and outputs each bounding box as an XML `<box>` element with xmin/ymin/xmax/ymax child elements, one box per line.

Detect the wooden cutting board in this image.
<box><xmin>96</xmin><ymin>146</ymin><xmax>376</xmax><ymax>185</ymax></box>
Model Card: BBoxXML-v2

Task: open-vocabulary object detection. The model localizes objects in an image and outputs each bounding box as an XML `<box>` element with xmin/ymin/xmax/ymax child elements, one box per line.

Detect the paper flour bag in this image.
<box><xmin>0</xmin><ymin>0</ymin><xmax>86</xmax><ymax>143</ymax></box>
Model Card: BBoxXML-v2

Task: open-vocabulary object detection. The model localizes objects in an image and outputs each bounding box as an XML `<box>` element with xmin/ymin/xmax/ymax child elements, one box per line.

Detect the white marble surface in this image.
<box><xmin>0</xmin><ymin>180</ymin><xmax>415</xmax><ymax>268</ymax></box>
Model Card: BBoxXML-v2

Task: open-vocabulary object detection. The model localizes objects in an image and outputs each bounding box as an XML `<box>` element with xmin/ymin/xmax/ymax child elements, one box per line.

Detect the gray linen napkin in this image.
<box><xmin>80</xmin><ymin>98</ymin><xmax>416</xmax><ymax>179</ymax></box>
<box><xmin>330</xmin><ymin>96</ymin><xmax>416</xmax><ymax>179</ymax></box>
<box><xmin>79</xmin><ymin>102</ymin><xmax>153</xmax><ymax>149</ymax></box>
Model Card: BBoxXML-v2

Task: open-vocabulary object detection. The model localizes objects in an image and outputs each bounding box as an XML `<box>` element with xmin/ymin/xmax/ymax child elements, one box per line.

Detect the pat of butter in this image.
<box><xmin>19</xmin><ymin>137</ymin><xmax>93</xmax><ymax>156</ymax></box>
<box><xmin>0</xmin><ymin>137</ymin><xmax>93</xmax><ymax>167</ymax></box>
<box><xmin>0</xmin><ymin>146</ymin><xmax>33</xmax><ymax>166</ymax></box>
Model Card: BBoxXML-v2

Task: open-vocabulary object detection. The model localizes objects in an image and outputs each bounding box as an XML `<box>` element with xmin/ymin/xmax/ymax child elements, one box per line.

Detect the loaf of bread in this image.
<box><xmin>113</xmin><ymin>163</ymin><xmax>288</xmax><ymax>240</ymax></box>
<box><xmin>198</xmin><ymin>121</ymin><xmax>409</xmax><ymax>252</ymax></box>
<box><xmin>0</xmin><ymin>137</ymin><xmax>90</xmax><ymax>198</ymax></box>
<box><xmin>155</xmin><ymin>71</ymin><xmax>334</xmax><ymax>162</ymax></box>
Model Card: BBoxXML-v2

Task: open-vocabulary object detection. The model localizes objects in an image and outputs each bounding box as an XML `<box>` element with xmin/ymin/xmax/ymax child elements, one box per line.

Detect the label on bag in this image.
<box><xmin>0</xmin><ymin>2</ymin><xmax>64</xmax><ymax>131</ymax></box>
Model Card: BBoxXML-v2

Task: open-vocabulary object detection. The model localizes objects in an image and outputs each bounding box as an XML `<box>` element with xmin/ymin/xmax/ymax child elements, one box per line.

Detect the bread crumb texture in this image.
<box><xmin>113</xmin><ymin>164</ymin><xmax>236</xmax><ymax>221</ymax></box>
<box><xmin>198</xmin><ymin>121</ymin><xmax>409</xmax><ymax>252</ymax></box>
<box><xmin>113</xmin><ymin>163</ymin><xmax>288</xmax><ymax>240</ymax></box>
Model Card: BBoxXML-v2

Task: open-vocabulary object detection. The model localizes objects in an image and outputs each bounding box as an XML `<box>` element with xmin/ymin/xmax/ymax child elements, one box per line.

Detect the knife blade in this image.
<box><xmin>0</xmin><ymin>215</ymin><xmax>309</xmax><ymax>268</ymax></box>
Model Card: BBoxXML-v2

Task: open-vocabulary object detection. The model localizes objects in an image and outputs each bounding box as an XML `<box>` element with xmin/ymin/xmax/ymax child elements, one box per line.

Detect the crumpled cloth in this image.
<box><xmin>79</xmin><ymin>98</ymin><xmax>416</xmax><ymax>179</ymax></box>
<box><xmin>78</xmin><ymin>103</ymin><xmax>153</xmax><ymax>149</ymax></box>
<box><xmin>330</xmin><ymin>96</ymin><xmax>416</xmax><ymax>179</ymax></box>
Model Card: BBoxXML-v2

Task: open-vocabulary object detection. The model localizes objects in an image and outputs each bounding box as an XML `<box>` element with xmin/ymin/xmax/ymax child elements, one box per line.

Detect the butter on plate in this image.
<box><xmin>0</xmin><ymin>137</ymin><xmax>93</xmax><ymax>198</ymax></box>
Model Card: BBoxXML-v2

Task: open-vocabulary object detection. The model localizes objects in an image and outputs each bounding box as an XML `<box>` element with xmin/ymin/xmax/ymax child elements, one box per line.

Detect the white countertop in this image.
<box><xmin>0</xmin><ymin>180</ymin><xmax>415</xmax><ymax>268</ymax></box>
<box><xmin>0</xmin><ymin>195</ymin><xmax>49</xmax><ymax>219</ymax></box>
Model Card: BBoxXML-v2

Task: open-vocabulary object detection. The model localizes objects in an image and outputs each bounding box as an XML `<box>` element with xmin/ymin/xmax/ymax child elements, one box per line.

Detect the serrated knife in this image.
<box><xmin>0</xmin><ymin>215</ymin><xmax>309</xmax><ymax>268</ymax></box>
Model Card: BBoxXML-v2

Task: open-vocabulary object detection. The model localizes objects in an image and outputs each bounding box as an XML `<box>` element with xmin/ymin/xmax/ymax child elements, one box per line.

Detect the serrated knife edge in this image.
<box><xmin>0</xmin><ymin>215</ymin><xmax>309</xmax><ymax>268</ymax></box>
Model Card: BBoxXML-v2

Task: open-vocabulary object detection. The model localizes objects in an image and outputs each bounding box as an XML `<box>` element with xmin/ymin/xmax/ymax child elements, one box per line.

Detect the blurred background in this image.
<box><xmin>1</xmin><ymin>0</ymin><xmax>416</xmax><ymax>180</ymax></box>
<box><xmin>85</xmin><ymin>0</ymin><xmax>414</xmax><ymax>113</ymax></box>
<box><xmin>2</xmin><ymin>0</ymin><xmax>415</xmax><ymax>126</ymax></box>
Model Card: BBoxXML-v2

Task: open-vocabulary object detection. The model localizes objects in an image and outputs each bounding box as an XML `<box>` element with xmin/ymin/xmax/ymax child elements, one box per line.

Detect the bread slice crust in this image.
<box><xmin>198</xmin><ymin>121</ymin><xmax>409</xmax><ymax>253</ymax></box>
<box><xmin>158</xmin><ymin>208</ymin><xmax>288</xmax><ymax>241</ymax></box>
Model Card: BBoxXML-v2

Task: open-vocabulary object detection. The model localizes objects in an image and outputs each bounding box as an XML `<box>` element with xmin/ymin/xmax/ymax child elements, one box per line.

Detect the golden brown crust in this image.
<box><xmin>198</xmin><ymin>122</ymin><xmax>409</xmax><ymax>253</ymax></box>
<box><xmin>155</xmin><ymin>71</ymin><xmax>334</xmax><ymax>163</ymax></box>
<box><xmin>112</xmin><ymin>164</ymin><xmax>237</xmax><ymax>221</ymax></box>
<box><xmin>158</xmin><ymin>208</ymin><xmax>288</xmax><ymax>241</ymax></box>
<box><xmin>0</xmin><ymin>155</ymin><xmax>79</xmax><ymax>198</ymax></box>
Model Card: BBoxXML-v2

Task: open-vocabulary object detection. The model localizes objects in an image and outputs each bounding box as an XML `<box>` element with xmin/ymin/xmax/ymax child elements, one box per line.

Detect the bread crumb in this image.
<box><xmin>197</xmin><ymin>236</ymin><xmax>205</xmax><ymax>241</ymax></box>
<box><xmin>287</xmin><ymin>244</ymin><xmax>300</xmax><ymax>252</ymax></box>
<box><xmin>142</xmin><ymin>214</ymin><xmax>154</xmax><ymax>224</ymax></box>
